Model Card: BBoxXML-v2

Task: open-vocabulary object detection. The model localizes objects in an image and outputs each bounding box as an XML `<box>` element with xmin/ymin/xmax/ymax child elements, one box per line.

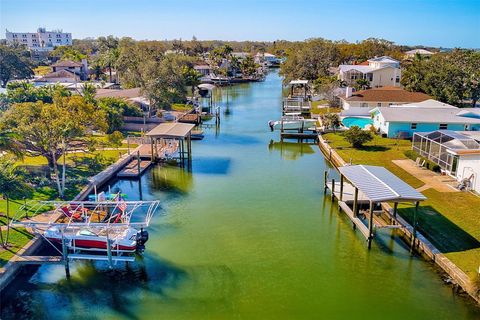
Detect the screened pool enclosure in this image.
<box><xmin>412</xmin><ymin>130</ymin><xmax>480</xmax><ymax>175</ymax></box>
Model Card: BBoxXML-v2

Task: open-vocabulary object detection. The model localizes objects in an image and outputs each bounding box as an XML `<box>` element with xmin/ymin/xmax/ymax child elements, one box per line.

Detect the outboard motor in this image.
<box><xmin>268</xmin><ymin>120</ymin><xmax>275</xmax><ymax>132</ymax></box>
<box><xmin>136</xmin><ymin>229</ymin><xmax>149</xmax><ymax>253</ymax></box>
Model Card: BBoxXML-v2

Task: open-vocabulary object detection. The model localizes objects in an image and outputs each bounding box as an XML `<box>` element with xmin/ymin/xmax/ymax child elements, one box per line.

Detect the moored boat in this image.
<box><xmin>268</xmin><ymin>114</ymin><xmax>317</xmax><ymax>131</ymax></box>
<box><xmin>44</xmin><ymin>225</ymin><xmax>148</xmax><ymax>253</ymax></box>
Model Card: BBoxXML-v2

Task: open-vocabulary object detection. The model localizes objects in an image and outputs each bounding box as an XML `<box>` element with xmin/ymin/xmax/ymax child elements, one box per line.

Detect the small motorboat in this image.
<box><xmin>268</xmin><ymin>114</ymin><xmax>317</xmax><ymax>131</ymax></box>
<box><xmin>44</xmin><ymin>225</ymin><xmax>149</xmax><ymax>253</ymax></box>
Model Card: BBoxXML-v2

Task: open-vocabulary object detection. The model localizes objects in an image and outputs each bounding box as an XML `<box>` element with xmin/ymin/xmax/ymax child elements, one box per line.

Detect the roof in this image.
<box><xmin>414</xmin><ymin>130</ymin><xmax>480</xmax><ymax>155</ymax></box>
<box><xmin>338</xmin><ymin>64</ymin><xmax>396</xmax><ymax>74</ymax></box>
<box><xmin>52</xmin><ymin>60</ymin><xmax>83</xmax><ymax>67</ymax></box>
<box><xmin>146</xmin><ymin>123</ymin><xmax>195</xmax><ymax>139</ymax></box>
<box><xmin>37</xmin><ymin>69</ymin><xmax>79</xmax><ymax>80</ymax></box>
<box><xmin>405</xmin><ymin>49</ymin><xmax>434</xmax><ymax>55</ymax></box>
<box><xmin>95</xmin><ymin>88</ymin><xmax>142</xmax><ymax>99</ymax></box>
<box><xmin>198</xmin><ymin>83</ymin><xmax>216</xmax><ymax>91</ymax></box>
<box><xmin>338</xmin><ymin>165</ymin><xmax>427</xmax><ymax>202</ymax></box>
<box><xmin>373</xmin><ymin>105</ymin><xmax>480</xmax><ymax>124</ymax></box>
<box><xmin>194</xmin><ymin>65</ymin><xmax>211</xmax><ymax>70</ymax></box>
<box><xmin>289</xmin><ymin>80</ymin><xmax>309</xmax><ymax>85</ymax></box>
<box><xmin>367</xmin><ymin>56</ymin><xmax>399</xmax><ymax>64</ymax></box>
<box><xmin>344</xmin><ymin>87</ymin><xmax>431</xmax><ymax>103</ymax></box>
<box><xmin>394</xmin><ymin>99</ymin><xmax>457</xmax><ymax>109</ymax></box>
<box><xmin>339</xmin><ymin>65</ymin><xmax>376</xmax><ymax>73</ymax></box>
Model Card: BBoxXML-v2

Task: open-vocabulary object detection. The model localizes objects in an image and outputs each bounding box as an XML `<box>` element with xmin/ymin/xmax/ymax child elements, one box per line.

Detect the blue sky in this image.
<box><xmin>1</xmin><ymin>0</ymin><xmax>479</xmax><ymax>48</ymax></box>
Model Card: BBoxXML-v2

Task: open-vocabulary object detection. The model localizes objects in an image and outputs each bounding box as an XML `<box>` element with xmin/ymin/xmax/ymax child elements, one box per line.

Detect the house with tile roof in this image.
<box><xmin>340</xmin><ymin>86</ymin><xmax>431</xmax><ymax>109</ymax></box>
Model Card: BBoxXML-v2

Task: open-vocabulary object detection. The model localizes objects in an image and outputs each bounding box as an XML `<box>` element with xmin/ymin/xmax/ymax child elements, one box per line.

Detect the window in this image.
<box><xmin>377</xmin><ymin>103</ymin><xmax>382</xmax><ymax>107</ymax></box>
<box><xmin>361</xmin><ymin>103</ymin><xmax>368</xmax><ymax>107</ymax></box>
<box><xmin>439</xmin><ymin>123</ymin><xmax>448</xmax><ymax>130</ymax></box>
<box><xmin>396</xmin><ymin>76</ymin><xmax>400</xmax><ymax>83</ymax></box>
<box><xmin>411</xmin><ymin>123</ymin><xmax>417</xmax><ymax>129</ymax></box>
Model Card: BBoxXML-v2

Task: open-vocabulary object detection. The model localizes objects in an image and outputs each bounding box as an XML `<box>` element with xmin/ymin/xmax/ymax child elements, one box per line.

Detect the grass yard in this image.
<box><xmin>323</xmin><ymin>132</ymin><xmax>480</xmax><ymax>279</ymax></box>
<box><xmin>0</xmin><ymin>228</ymin><xmax>34</xmax><ymax>266</ymax></box>
<box><xmin>310</xmin><ymin>100</ymin><xmax>342</xmax><ymax>115</ymax></box>
<box><xmin>399</xmin><ymin>189</ymin><xmax>480</xmax><ymax>279</ymax></box>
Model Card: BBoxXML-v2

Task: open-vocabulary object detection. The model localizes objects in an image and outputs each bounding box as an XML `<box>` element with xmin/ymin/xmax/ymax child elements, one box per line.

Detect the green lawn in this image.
<box><xmin>323</xmin><ymin>133</ymin><xmax>424</xmax><ymax>188</ymax></box>
<box><xmin>0</xmin><ymin>228</ymin><xmax>34</xmax><ymax>266</ymax></box>
<box><xmin>323</xmin><ymin>132</ymin><xmax>480</xmax><ymax>280</ymax></box>
<box><xmin>171</xmin><ymin>104</ymin><xmax>194</xmax><ymax>112</ymax></box>
<box><xmin>311</xmin><ymin>100</ymin><xmax>342</xmax><ymax>115</ymax></box>
<box><xmin>399</xmin><ymin>189</ymin><xmax>480</xmax><ymax>279</ymax></box>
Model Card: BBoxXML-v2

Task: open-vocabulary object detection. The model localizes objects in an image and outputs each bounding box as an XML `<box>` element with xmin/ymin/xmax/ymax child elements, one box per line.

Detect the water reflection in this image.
<box><xmin>150</xmin><ymin>165</ymin><xmax>194</xmax><ymax>194</ymax></box>
<box><xmin>268</xmin><ymin>140</ymin><xmax>316</xmax><ymax>160</ymax></box>
<box><xmin>191</xmin><ymin>157</ymin><xmax>232</xmax><ymax>175</ymax></box>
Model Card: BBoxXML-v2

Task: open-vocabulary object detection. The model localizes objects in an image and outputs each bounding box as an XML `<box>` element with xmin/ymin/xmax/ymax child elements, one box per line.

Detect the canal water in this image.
<box><xmin>2</xmin><ymin>71</ymin><xmax>479</xmax><ymax>319</ymax></box>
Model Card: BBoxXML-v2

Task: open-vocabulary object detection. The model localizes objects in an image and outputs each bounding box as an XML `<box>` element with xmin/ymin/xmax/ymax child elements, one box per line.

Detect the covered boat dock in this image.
<box><xmin>325</xmin><ymin>165</ymin><xmax>427</xmax><ymax>249</ymax></box>
<box><xmin>145</xmin><ymin>122</ymin><xmax>195</xmax><ymax>166</ymax></box>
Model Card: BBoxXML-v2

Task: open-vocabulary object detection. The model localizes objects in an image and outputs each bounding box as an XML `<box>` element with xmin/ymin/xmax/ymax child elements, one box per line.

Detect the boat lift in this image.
<box><xmin>10</xmin><ymin>200</ymin><xmax>161</xmax><ymax>275</ymax></box>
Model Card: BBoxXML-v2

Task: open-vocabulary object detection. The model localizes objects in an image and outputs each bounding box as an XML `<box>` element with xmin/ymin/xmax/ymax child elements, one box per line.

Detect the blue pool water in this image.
<box><xmin>342</xmin><ymin>116</ymin><xmax>373</xmax><ymax>129</ymax></box>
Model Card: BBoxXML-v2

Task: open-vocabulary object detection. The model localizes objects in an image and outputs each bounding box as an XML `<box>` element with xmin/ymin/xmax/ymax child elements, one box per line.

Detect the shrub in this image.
<box><xmin>403</xmin><ymin>150</ymin><xmax>441</xmax><ymax>172</ymax></box>
<box><xmin>343</xmin><ymin>126</ymin><xmax>373</xmax><ymax>148</ymax></box>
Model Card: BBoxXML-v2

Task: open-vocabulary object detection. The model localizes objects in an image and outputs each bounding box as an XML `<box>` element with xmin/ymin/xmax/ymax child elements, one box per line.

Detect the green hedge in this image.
<box><xmin>403</xmin><ymin>150</ymin><xmax>441</xmax><ymax>172</ymax></box>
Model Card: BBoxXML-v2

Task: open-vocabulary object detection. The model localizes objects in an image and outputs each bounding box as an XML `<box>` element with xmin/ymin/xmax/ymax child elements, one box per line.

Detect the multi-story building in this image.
<box><xmin>5</xmin><ymin>27</ymin><xmax>72</xmax><ymax>51</ymax></box>
<box><xmin>337</xmin><ymin>56</ymin><xmax>402</xmax><ymax>88</ymax></box>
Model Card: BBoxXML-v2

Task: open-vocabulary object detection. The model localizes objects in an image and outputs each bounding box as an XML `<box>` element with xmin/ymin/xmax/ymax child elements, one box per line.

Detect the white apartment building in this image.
<box><xmin>5</xmin><ymin>27</ymin><xmax>72</xmax><ymax>51</ymax></box>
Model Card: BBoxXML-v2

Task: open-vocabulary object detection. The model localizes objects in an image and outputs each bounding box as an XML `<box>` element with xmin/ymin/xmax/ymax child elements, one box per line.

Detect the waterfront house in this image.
<box><xmin>338</xmin><ymin>56</ymin><xmax>401</xmax><ymax>88</ymax></box>
<box><xmin>340</xmin><ymin>86</ymin><xmax>431</xmax><ymax>110</ymax></box>
<box><xmin>404</xmin><ymin>49</ymin><xmax>434</xmax><ymax>59</ymax></box>
<box><xmin>371</xmin><ymin>100</ymin><xmax>480</xmax><ymax>138</ymax></box>
<box><xmin>413</xmin><ymin>130</ymin><xmax>480</xmax><ymax>192</ymax></box>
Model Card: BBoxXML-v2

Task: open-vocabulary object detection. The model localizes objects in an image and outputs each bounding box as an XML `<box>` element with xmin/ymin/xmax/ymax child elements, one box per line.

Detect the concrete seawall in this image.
<box><xmin>318</xmin><ymin>134</ymin><xmax>480</xmax><ymax>304</ymax></box>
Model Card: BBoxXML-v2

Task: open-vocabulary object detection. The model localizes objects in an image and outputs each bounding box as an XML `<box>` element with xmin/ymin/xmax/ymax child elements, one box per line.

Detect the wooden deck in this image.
<box><xmin>13</xmin><ymin>255</ymin><xmax>63</xmax><ymax>264</ymax></box>
<box><xmin>326</xmin><ymin>180</ymin><xmax>404</xmax><ymax>243</ymax></box>
<box><xmin>117</xmin><ymin>159</ymin><xmax>152</xmax><ymax>178</ymax></box>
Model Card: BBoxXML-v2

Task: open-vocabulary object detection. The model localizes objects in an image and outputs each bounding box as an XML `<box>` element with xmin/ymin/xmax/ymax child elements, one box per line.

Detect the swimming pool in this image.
<box><xmin>342</xmin><ymin>116</ymin><xmax>373</xmax><ymax>129</ymax></box>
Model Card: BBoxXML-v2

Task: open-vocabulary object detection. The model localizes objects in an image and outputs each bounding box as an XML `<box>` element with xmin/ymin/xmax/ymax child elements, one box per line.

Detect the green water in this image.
<box><xmin>2</xmin><ymin>71</ymin><xmax>479</xmax><ymax>319</ymax></box>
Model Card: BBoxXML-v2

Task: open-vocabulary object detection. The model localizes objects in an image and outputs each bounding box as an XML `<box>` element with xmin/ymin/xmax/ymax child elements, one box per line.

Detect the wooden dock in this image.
<box><xmin>325</xmin><ymin>179</ymin><xmax>404</xmax><ymax>244</ymax></box>
<box><xmin>117</xmin><ymin>159</ymin><xmax>152</xmax><ymax>178</ymax></box>
<box><xmin>179</xmin><ymin>113</ymin><xmax>201</xmax><ymax>124</ymax></box>
<box><xmin>13</xmin><ymin>255</ymin><xmax>63</xmax><ymax>265</ymax></box>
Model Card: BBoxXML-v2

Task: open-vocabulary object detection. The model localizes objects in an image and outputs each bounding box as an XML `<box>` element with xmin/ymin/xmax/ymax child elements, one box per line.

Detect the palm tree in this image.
<box><xmin>0</xmin><ymin>158</ymin><xmax>31</xmax><ymax>247</ymax></box>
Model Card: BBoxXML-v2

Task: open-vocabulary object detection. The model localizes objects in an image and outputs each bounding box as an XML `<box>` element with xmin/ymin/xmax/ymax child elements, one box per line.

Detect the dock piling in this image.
<box><xmin>367</xmin><ymin>200</ymin><xmax>374</xmax><ymax>249</ymax></box>
<box><xmin>61</xmin><ymin>233</ymin><xmax>70</xmax><ymax>278</ymax></box>
<box><xmin>331</xmin><ymin>179</ymin><xmax>335</xmax><ymax>201</ymax></box>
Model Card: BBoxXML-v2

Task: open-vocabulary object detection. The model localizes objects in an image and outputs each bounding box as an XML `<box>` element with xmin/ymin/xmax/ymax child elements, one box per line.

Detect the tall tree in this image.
<box><xmin>0</xmin><ymin>45</ymin><xmax>33</xmax><ymax>87</ymax></box>
<box><xmin>402</xmin><ymin>50</ymin><xmax>480</xmax><ymax>106</ymax></box>
<box><xmin>1</xmin><ymin>95</ymin><xmax>107</xmax><ymax>197</ymax></box>
<box><xmin>280</xmin><ymin>38</ymin><xmax>340</xmax><ymax>83</ymax></box>
<box><xmin>98</xmin><ymin>36</ymin><xmax>120</xmax><ymax>83</ymax></box>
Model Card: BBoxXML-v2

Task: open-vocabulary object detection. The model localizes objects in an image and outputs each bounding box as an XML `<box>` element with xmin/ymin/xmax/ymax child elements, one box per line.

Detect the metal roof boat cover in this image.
<box><xmin>146</xmin><ymin>123</ymin><xmax>195</xmax><ymax>138</ymax></box>
<box><xmin>338</xmin><ymin>165</ymin><xmax>427</xmax><ymax>202</ymax></box>
<box><xmin>289</xmin><ymin>80</ymin><xmax>309</xmax><ymax>85</ymax></box>
<box><xmin>198</xmin><ymin>83</ymin><xmax>216</xmax><ymax>90</ymax></box>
